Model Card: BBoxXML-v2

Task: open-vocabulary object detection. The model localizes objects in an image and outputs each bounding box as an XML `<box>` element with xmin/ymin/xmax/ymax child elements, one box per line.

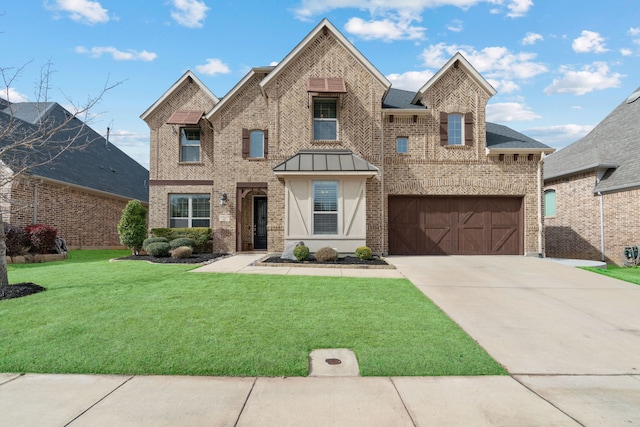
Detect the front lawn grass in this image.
<box><xmin>583</xmin><ymin>264</ymin><xmax>640</xmax><ymax>285</ymax></box>
<box><xmin>1</xmin><ymin>250</ymin><xmax>505</xmax><ymax>377</ymax></box>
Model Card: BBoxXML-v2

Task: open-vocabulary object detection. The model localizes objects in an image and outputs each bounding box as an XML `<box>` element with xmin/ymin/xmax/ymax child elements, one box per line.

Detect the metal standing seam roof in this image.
<box><xmin>273</xmin><ymin>150</ymin><xmax>379</xmax><ymax>173</ymax></box>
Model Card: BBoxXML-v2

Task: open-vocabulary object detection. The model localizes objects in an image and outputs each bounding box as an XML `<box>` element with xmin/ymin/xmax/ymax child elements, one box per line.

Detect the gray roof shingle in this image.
<box><xmin>486</xmin><ymin>122</ymin><xmax>552</xmax><ymax>150</ymax></box>
<box><xmin>382</xmin><ymin>88</ymin><xmax>425</xmax><ymax>110</ymax></box>
<box><xmin>544</xmin><ymin>86</ymin><xmax>640</xmax><ymax>193</ymax></box>
<box><xmin>0</xmin><ymin>102</ymin><xmax>149</xmax><ymax>202</ymax></box>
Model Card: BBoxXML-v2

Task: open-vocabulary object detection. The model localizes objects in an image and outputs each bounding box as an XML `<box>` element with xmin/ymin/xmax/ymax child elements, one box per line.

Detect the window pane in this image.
<box><xmin>448</xmin><ymin>114</ymin><xmax>463</xmax><ymax>145</ymax></box>
<box><xmin>192</xmin><ymin>195</ymin><xmax>210</xmax><ymax>218</ymax></box>
<box><xmin>314</xmin><ymin>181</ymin><xmax>338</xmax><ymax>212</ymax></box>
<box><xmin>313</xmin><ymin>120</ymin><xmax>337</xmax><ymax>140</ymax></box>
<box><xmin>250</xmin><ymin>130</ymin><xmax>264</xmax><ymax>158</ymax></box>
<box><xmin>170</xmin><ymin>196</ymin><xmax>189</xmax><ymax>217</ymax></box>
<box><xmin>396</xmin><ymin>137</ymin><xmax>408</xmax><ymax>153</ymax></box>
<box><xmin>181</xmin><ymin>146</ymin><xmax>200</xmax><ymax>162</ymax></box>
<box><xmin>544</xmin><ymin>190</ymin><xmax>556</xmax><ymax>217</ymax></box>
<box><xmin>181</xmin><ymin>128</ymin><xmax>200</xmax><ymax>161</ymax></box>
<box><xmin>191</xmin><ymin>219</ymin><xmax>210</xmax><ymax>227</ymax></box>
<box><xmin>314</xmin><ymin>213</ymin><xmax>337</xmax><ymax>234</ymax></box>
<box><xmin>170</xmin><ymin>218</ymin><xmax>189</xmax><ymax>228</ymax></box>
<box><xmin>313</xmin><ymin>99</ymin><xmax>337</xmax><ymax>118</ymax></box>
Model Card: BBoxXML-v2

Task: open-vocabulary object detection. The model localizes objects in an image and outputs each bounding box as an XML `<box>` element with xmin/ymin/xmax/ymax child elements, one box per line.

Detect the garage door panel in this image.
<box><xmin>389</xmin><ymin>196</ymin><xmax>523</xmax><ymax>255</ymax></box>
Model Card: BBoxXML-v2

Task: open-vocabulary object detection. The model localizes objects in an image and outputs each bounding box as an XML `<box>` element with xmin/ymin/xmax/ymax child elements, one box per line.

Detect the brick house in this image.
<box><xmin>0</xmin><ymin>99</ymin><xmax>149</xmax><ymax>248</ymax></box>
<box><xmin>142</xmin><ymin>19</ymin><xmax>552</xmax><ymax>256</ymax></box>
<box><xmin>544</xmin><ymin>86</ymin><xmax>640</xmax><ymax>264</ymax></box>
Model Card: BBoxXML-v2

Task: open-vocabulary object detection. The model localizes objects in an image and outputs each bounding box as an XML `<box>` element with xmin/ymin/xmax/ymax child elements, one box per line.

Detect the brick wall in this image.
<box><xmin>6</xmin><ymin>177</ymin><xmax>142</xmax><ymax>248</ymax></box>
<box><xmin>545</xmin><ymin>172</ymin><xmax>640</xmax><ymax>265</ymax></box>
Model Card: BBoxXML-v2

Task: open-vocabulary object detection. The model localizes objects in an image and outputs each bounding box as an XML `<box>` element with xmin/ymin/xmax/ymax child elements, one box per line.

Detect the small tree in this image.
<box><xmin>117</xmin><ymin>199</ymin><xmax>147</xmax><ymax>255</ymax></box>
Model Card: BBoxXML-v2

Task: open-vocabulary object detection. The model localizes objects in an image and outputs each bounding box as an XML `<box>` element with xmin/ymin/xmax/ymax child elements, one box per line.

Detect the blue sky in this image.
<box><xmin>2</xmin><ymin>1</ymin><xmax>639</xmax><ymax>169</ymax></box>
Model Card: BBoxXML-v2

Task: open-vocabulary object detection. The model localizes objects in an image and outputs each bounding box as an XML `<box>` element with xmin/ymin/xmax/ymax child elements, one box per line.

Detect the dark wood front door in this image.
<box><xmin>388</xmin><ymin>196</ymin><xmax>523</xmax><ymax>255</ymax></box>
<box><xmin>253</xmin><ymin>197</ymin><xmax>267</xmax><ymax>250</ymax></box>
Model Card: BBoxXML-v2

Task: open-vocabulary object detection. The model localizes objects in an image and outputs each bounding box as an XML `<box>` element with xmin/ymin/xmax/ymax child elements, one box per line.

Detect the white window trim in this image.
<box><xmin>448</xmin><ymin>113</ymin><xmax>464</xmax><ymax>146</ymax></box>
<box><xmin>313</xmin><ymin>98</ymin><xmax>339</xmax><ymax>141</ymax></box>
<box><xmin>249</xmin><ymin>129</ymin><xmax>265</xmax><ymax>158</ymax></box>
<box><xmin>180</xmin><ymin>127</ymin><xmax>201</xmax><ymax>162</ymax></box>
<box><xmin>312</xmin><ymin>180</ymin><xmax>340</xmax><ymax>235</ymax></box>
<box><xmin>169</xmin><ymin>194</ymin><xmax>211</xmax><ymax>228</ymax></box>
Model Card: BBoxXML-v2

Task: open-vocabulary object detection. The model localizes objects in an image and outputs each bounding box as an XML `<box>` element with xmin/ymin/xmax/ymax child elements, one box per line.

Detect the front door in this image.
<box><xmin>253</xmin><ymin>197</ymin><xmax>267</xmax><ymax>250</ymax></box>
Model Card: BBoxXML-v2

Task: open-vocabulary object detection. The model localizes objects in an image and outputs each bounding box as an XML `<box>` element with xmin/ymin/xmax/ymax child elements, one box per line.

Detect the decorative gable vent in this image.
<box><xmin>307</xmin><ymin>78</ymin><xmax>346</xmax><ymax>93</ymax></box>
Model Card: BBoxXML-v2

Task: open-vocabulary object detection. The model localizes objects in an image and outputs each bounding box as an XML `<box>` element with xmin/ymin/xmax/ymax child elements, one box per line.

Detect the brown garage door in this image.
<box><xmin>388</xmin><ymin>196</ymin><xmax>523</xmax><ymax>255</ymax></box>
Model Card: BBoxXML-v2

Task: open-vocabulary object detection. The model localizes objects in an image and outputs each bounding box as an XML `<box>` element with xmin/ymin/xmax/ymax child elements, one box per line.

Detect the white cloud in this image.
<box><xmin>1</xmin><ymin>87</ymin><xmax>29</xmax><ymax>102</ymax></box>
<box><xmin>420</xmin><ymin>43</ymin><xmax>547</xmax><ymax>95</ymax></box>
<box><xmin>75</xmin><ymin>46</ymin><xmax>157</xmax><ymax>61</ymax></box>
<box><xmin>46</xmin><ymin>0</ymin><xmax>109</xmax><ymax>24</ymax></box>
<box><xmin>544</xmin><ymin>62</ymin><xmax>623</xmax><ymax>96</ymax></box>
<box><xmin>523</xmin><ymin>124</ymin><xmax>594</xmax><ymax>149</ymax></box>
<box><xmin>629</xmin><ymin>27</ymin><xmax>640</xmax><ymax>36</ymax></box>
<box><xmin>620</xmin><ymin>48</ymin><xmax>633</xmax><ymax>56</ymax></box>
<box><xmin>486</xmin><ymin>102</ymin><xmax>540</xmax><ymax>122</ymax></box>
<box><xmin>195</xmin><ymin>58</ymin><xmax>231</xmax><ymax>76</ymax></box>
<box><xmin>170</xmin><ymin>0</ymin><xmax>209</xmax><ymax>28</ymax></box>
<box><xmin>572</xmin><ymin>30</ymin><xmax>608</xmax><ymax>53</ymax></box>
<box><xmin>386</xmin><ymin>70</ymin><xmax>435</xmax><ymax>91</ymax></box>
<box><xmin>108</xmin><ymin>129</ymin><xmax>150</xmax><ymax>169</ymax></box>
<box><xmin>505</xmin><ymin>0</ymin><xmax>533</xmax><ymax>17</ymax></box>
<box><xmin>344</xmin><ymin>15</ymin><xmax>425</xmax><ymax>41</ymax></box>
<box><xmin>522</xmin><ymin>32</ymin><xmax>543</xmax><ymax>45</ymax></box>
<box><xmin>447</xmin><ymin>19</ymin><xmax>463</xmax><ymax>32</ymax></box>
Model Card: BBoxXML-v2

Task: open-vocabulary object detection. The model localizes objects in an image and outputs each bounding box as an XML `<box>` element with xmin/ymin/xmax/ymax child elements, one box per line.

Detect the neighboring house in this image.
<box><xmin>0</xmin><ymin>100</ymin><xmax>149</xmax><ymax>248</ymax></box>
<box><xmin>544</xmin><ymin>86</ymin><xmax>640</xmax><ymax>264</ymax></box>
<box><xmin>142</xmin><ymin>19</ymin><xmax>552</xmax><ymax>255</ymax></box>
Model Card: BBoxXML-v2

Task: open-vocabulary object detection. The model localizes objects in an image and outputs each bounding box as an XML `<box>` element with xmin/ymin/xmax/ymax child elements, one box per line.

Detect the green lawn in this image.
<box><xmin>1</xmin><ymin>250</ymin><xmax>505</xmax><ymax>377</ymax></box>
<box><xmin>583</xmin><ymin>264</ymin><xmax>640</xmax><ymax>285</ymax></box>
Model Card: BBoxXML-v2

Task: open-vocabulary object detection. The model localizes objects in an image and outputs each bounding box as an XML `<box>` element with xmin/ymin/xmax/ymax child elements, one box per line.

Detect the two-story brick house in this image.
<box><xmin>141</xmin><ymin>19</ymin><xmax>553</xmax><ymax>256</ymax></box>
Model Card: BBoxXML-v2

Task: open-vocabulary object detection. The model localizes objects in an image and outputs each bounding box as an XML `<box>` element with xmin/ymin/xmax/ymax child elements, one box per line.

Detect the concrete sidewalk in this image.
<box><xmin>2</xmin><ymin>254</ymin><xmax>640</xmax><ymax>426</ymax></box>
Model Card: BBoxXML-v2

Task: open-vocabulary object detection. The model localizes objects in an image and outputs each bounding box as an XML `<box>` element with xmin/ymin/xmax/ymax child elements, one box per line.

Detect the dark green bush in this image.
<box><xmin>315</xmin><ymin>246</ymin><xmax>338</xmax><ymax>261</ymax></box>
<box><xmin>293</xmin><ymin>244</ymin><xmax>309</xmax><ymax>261</ymax></box>
<box><xmin>171</xmin><ymin>246</ymin><xmax>193</xmax><ymax>259</ymax></box>
<box><xmin>355</xmin><ymin>246</ymin><xmax>373</xmax><ymax>260</ymax></box>
<box><xmin>146</xmin><ymin>242</ymin><xmax>171</xmax><ymax>258</ymax></box>
<box><xmin>117</xmin><ymin>200</ymin><xmax>148</xmax><ymax>255</ymax></box>
<box><xmin>151</xmin><ymin>227</ymin><xmax>212</xmax><ymax>252</ymax></box>
<box><xmin>170</xmin><ymin>237</ymin><xmax>196</xmax><ymax>251</ymax></box>
<box><xmin>143</xmin><ymin>237</ymin><xmax>169</xmax><ymax>250</ymax></box>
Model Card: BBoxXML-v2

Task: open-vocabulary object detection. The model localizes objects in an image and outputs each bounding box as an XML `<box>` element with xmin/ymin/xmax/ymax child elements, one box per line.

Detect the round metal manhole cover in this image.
<box><xmin>325</xmin><ymin>358</ymin><xmax>342</xmax><ymax>365</ymax></box>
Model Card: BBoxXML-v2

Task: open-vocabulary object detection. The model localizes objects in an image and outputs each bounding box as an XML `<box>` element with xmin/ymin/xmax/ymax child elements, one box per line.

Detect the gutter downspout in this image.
<box><xmin>598</xmin><ymin>192</ymin><xmax>605</xmax><ymax>262</ymax></box>
<box><xmin>537</xmin><ymin>152</ymin><xmax>544</xmax><ymax>256</ymax></box>
<box><xmin>380</xmin><ymin>109</ymin><xmax>385</xmax><ymax>255</ymax></box>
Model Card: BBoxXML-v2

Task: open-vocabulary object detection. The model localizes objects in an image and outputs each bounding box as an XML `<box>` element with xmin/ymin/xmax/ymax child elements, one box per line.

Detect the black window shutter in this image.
<box><xmin>439</xmin><ymin>112</ymin><xmax>448</xmax><ymax>146</ymax></box>
<box><xmin>263</xmin><ymin>129</ymin><xmax>268</xmax><ymax>158</ymax></box>
<box><xmin>242</xmin><ymin>128</ymin><xmax>250</xmax><ymax>159</ymax></box>
<box><xmin>464</xmin><ymin>112</ymin><xmax>474</xmax><ymax>146</ymax></box>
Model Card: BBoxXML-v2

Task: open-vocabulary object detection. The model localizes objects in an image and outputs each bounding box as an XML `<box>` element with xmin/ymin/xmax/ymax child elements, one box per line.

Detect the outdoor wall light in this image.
<box><xmin>220</xmin><ymin>193</ymin><xmax>228</xmax><ymax>206</ymax></box>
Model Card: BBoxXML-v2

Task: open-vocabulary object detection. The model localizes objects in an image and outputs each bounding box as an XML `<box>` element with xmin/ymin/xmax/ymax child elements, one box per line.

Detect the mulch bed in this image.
<box><xmin>0</xmin><ymin>282</ymin><xmax>46</xmax><ymax>301</ymax></box>
<box><xmin>117</xmin><ymin>253</ymin><xmax>229</xmax><ymax>264</ymax></box>
<box><xmin>261</xmin><ymin>255</ymin><xmax>389</xmax><ymax>266</ymax></box>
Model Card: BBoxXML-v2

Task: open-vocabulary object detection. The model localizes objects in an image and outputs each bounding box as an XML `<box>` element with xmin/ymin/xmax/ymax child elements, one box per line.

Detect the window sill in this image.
<box><xmin>178</xmin><ymin>162</ymin><xmax>204</xmax><ymax>165</ymax></box>
<box><xmin>247</xmin><ymin>157</ymin><xmax>267</xmax><ymax>161</ymax></box>
<box><xmin>442</xmin><ymin>144</ymin><xmax>471</xmax><ymax>149</ymax></box>
<box><xmin>312</xmin><ymin>140</ymin><xmax>342</xmax><ymax>145</ymax></box>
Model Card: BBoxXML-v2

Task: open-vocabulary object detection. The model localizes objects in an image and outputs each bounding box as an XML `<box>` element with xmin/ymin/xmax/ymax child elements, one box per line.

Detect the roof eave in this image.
<box><xmin>544</xmin><ymin>163</ymin><xmax>619</xmax><ymax>181</ymax></box>
<box><xmin>206</xmin><ymin>69</ymin><xmax>260</xmax><ymax>121</ymax></box>
<box><xmin>486</xmin><ymin>147</ymin><xmax>555</xmax><ymax>155</ymax></box>
<box><xmin>273</xmin><ymin>171</ymin><xmax>378</xmax><ymax>178</ymax></box>
<box><xmin>382</xmin><ymin>108</ymin><xmax>430</xmax><ymax>116</ymax></box>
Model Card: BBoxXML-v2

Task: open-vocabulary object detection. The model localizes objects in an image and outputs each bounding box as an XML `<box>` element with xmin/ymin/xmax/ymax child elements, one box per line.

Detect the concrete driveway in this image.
<box><xmin>389</xmin><ymin>255</ymin><xmax>640</xmax><ymax>424</ymax></box>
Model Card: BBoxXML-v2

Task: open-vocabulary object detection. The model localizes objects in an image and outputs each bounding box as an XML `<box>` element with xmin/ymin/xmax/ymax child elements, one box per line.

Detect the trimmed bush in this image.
<box><xmin>355</xmin><ymin>246</ymin><xmax>373</xmax><ymax>260</ymax></box>
<box><xmin>118</xmin><ymin>200</ymin><xmax>148</xmax><ymax>255</ymax></box>
<box><xmin>24</xmin><ymin>224</ymin><xmax>58</xmax><ymax>254</ymax></box>
<box><xmin>143</xmin><ymin>237</ymin><xmax>169</xmax><ymax>250</ymax></box>
<box><xmin>151</xmin><ymin>227</ymin><xmax>212</xmax><ymax>252</ymax></box>
<box><xmin>3</xmin><ymin>223</ymin><xmax>30</xmax><ymax>256</ymax></box>
<box><xmin>315</xmin><ymin>246</ymin><xmax>338</xmax><ymax>261</ymax></box>
<box><xmin>146</xmin><ymin>242</ymin><xmax>171</xmax><ymax>258</ymax></box>
<box><xmin>293</xmin><ymin>244</ymin><xmax>309</xmax><ymax>261</ymax></box>
<box><xmin>171</xmin><ymin>246</ymin><xmax>193</xmax><ymax>259</ymax></box>
<box><xmin>170</xmin><ymin>237</ymin><xmax>196</xmax><ymax>251</ymax></box>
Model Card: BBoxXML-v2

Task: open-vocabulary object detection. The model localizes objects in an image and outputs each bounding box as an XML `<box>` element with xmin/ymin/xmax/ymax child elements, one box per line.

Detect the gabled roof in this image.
<box><xmin>544</xmin><ymin>85</ymin><xmax>640</xmax><ymax>193</ymax></box>
<box><xmin>382</xmin><ymin>88</ymin><xmax>427</xmax><ymax>111</ymax></box>
<box><xmin>0</xmin><ymin>102</ymin><xmax>149</xmax><ymax>202</ymax></box>
<box><xmin>140</xmin><ymin>70</ymin><xmax>218</xmax><ymax>122</ymax></box>
<box><xmin>413</xmin><ymin>52</ymin><xmax>497</xmax><ymax>104</ymax></box>
<box><xmin>259</xmin><ymin>18</ymin><xmax>391</xmax><ymax>93</ymax></box>
<box><xmin>206</xmin><ymin>67</ymin><xmax>275</xmax><ymax>120</ymax></box>
<box><xmin>486</xmin><ymin>123</ymin><xmax>554</xmax><ymax>154</ymax></box>
<box><xmin>273</xmin><ymin>149</ymin><xmax>378</xmax><ymax>176</ymax></box>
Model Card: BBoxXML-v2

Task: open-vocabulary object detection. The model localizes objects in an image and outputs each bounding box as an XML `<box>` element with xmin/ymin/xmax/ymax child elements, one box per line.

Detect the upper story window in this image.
<box><xmin>440</xmin><ymin>112</ymin><xmax>474</xmax><ymax>147</ymax></box>
<box><xmin>313</xmin><ymin>181</ymin><xmax>338</xmax><ymax>235</ymax></box>
<box><xmin>447</xmin><ymin>114</ymin><xmax>463</xmax><ymax>145</ymax></box>
<box><xmin>396</xmin><ymin>137</ymin><xmax>408</xmax><ymax>154</ymax></box>
<box><xmin>180</xmin><ymin>128</ymin><xmax>201</xmax><ymax>162</ymax></box>
<box><xmin>169</xmin><ymin>194</ymin><xmax>210</xmax><ymax>228</ymax></box>
<box><xmin>544</xmin><ymin>189</ymin><xmax>556</xmax><ymax>217</ymax></box>
<box><xmin>313</xmin><ymin>98</ymin><xmax>338</xmax><ymax>140</ymax></box>
<box><xmin>242</xmin><ymin>128</ymin><xmax>268</xmax><ymax>159</ymax></box>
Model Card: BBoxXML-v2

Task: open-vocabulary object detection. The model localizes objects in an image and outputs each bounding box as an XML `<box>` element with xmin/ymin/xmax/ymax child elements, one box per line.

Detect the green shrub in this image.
<box><xmin>146</xmin><ymin>242</ymin><xmax>171</xmax><ymax>258</ymax></box>
<box><xmin>151</xmin><ymin>227</ymin><xmax>212</xmax><ymax>252</ymax></box>
<box><xmin>355</xmin><ymin>246</ymin><xmax>373</xmax><ymax>260</ymax></box>
<box><xmin>293</xmin><ymin>244</ymin><xmax>309</xmax><ymax>261</ymax></box>
<box><xmin>170</xmin><ymin>237</ymin><xmax>196</xmax><ymax>251</ymax></box>
<box><xmin>171</xmin><ymin>246</ymin><xmax>193</xmax><ymax>259</ymax></box>
<box><xmin>315</xmin><ymin>246</ymin><xmax>338</xmax><ymax>261</ymax></box>
<box><xmin>118</xmin><ymin>200</ymin><xmax>148</xmax><ymax>255</ymax></box>
<box><xmin>143</xmin><ymin>237</ymin><xmax>169</xmax><ymax>250</ymax></box>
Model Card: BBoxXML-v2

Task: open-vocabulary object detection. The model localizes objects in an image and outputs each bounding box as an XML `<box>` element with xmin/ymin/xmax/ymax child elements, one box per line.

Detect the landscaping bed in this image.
<box><xmin>117</xmin><ymin>252</ymin><xmax>228</xmax><ymax>264</ymax></box>
<box><xmin>259</xmin><ymin>255</ymin><xmax>392</xmax><ymax>268</ymax></box>
<box><xmin>0</xmin><ymin>282</ymin><xmax>46</xmax><ymax>300</ymax></box>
